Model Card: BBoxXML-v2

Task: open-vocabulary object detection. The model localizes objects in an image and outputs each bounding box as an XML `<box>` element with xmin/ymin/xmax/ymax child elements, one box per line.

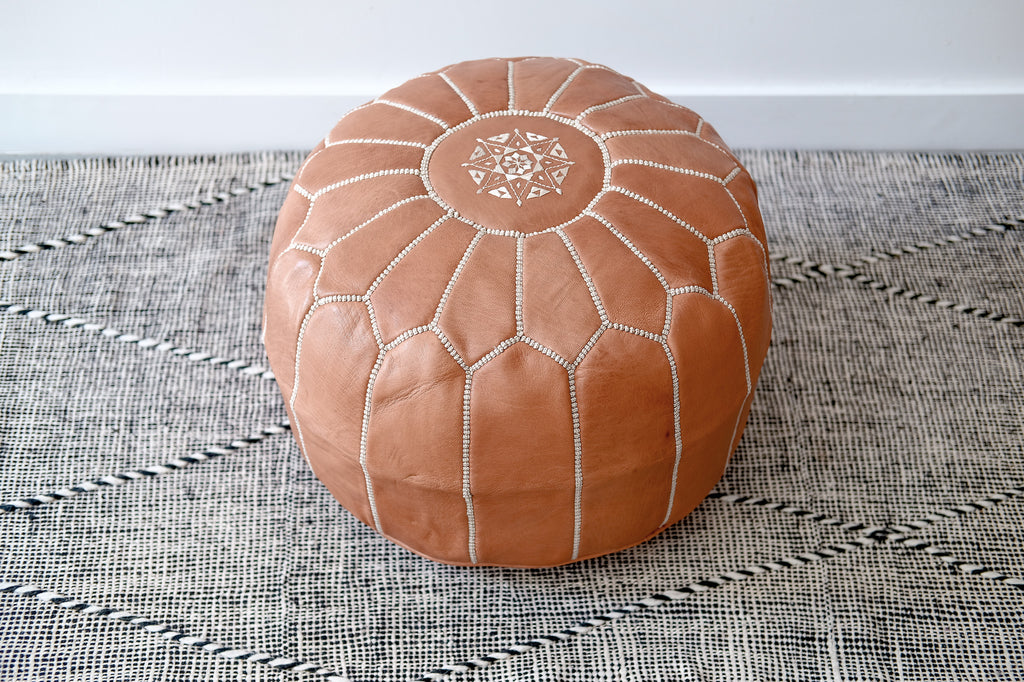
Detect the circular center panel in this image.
<box><xmin>426</xmin><ymin>114</ymin><xmax>606</xmax><ymax>235</ymax></box>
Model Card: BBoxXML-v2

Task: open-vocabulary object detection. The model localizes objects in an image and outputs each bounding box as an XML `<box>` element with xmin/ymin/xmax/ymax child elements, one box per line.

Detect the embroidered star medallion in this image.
<box><xmin>462</xmin><ymin>129</ymin><xmax>574</xmax><ymax>205</ymax></box>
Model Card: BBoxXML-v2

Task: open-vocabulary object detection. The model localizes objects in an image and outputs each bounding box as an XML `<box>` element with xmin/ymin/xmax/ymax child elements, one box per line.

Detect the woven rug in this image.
<box><xmin>1</xmin><ymin>151</ymin><xmax>1022</xmax><ymax>681</ymax></box>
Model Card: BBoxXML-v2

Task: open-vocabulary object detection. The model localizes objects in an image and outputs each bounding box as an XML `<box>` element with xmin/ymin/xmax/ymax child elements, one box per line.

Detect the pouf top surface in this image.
<box><xmin>265</xmin><ymin>57</ymin><xmax>771</xmax><ymax>567</ymax></box>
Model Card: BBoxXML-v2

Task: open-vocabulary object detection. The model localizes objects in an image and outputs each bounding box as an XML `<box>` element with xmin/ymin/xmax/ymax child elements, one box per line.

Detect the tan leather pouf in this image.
<box><xmin>264</xmin><ymin>57</ymin><xmax>771</xmax><ymax>567</ymax></box>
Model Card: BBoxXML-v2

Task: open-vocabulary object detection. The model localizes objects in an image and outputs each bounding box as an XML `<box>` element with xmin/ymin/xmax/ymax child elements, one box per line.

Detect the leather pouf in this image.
<box><xmin>264</xmin><ymin>57</ymin><xmax>771</xmax><ymax>567</ymax></box>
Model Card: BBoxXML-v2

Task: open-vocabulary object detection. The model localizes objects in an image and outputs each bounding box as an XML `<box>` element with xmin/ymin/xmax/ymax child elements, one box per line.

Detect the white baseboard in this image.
<box><xmin>2</xmin><ymin>94</ymin><xmax>1022</xmax><ymax>155</ymax></box>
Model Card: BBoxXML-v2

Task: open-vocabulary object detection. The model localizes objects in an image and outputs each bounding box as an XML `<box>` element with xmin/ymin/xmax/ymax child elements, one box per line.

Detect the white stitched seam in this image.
<box><xmin>307</xmin><ymin>168</ymin><xmax>421</xmax><ymax>201</ymax></box>
<box><xmin>374</xmin><ymin>99</ymin><xmax>450</xmax><ymax>130</ymax></box>
<box><xmin>288</xmin><ymin>243</ymin><xmax>324</xmax><ymax>256</ymax></box>
<box><xmin>382</xmin><ymin>325</ymin><xmax>432</xmax><ymax>353</ymax></box>
<box><xmin>611</xmin><ymin>159</ymin><xmax>750</xmax><ymax>232</ymax></box>
<box><xmin>364</xmin><ymin>297</ymin><xmax>384</xmax><ymax>350</ymax></box>
<box><xmin>309</xmin><ymin>252</ymin><xmax>331</xmax><ymax>302</ymax></box>
<box><xmin>544</xmin><ymin>64</ymin><xmax>613</xmax><ymax>113</ymax></box>
<box><xmin>359</xmin><ymin>351</ymin><xmax>386</xmax><ymax>533</ymax></box>
<box><xmin>556</xmin><ymin>229</ymin><xmax>609</xmax><ymax>324</ymax></box>
<box><xmin>708</xmin><ymin>243</ymin><xmax>719</xmax><ymax>296</ymax></box>
<box><xmin>713</xmin><ymin>233</ymin><xmax>771</xmax><ymax>314</ymax></box>
<box><xmin>433</xmin><ymin>327</ymin><xmax>469</xmax><ymax>371</ymax></box>
<box><xmin>584</xmin><ymin>211</ymin><xmax>670</xmax><ymax>291</ymax></box>
<box><xmin>575</xmin><ymin>94</ymin><xmax>647</xmax><ymax>124</ymax></box>
<box><xmin>606</xmin><ymin>323</ymin><xmax>664</xmax><ymax>342</ymax></box>
<box><xmin>660</xmin><ymin>335</ymin><xmax>683</xmax><ymax>526</ymax></box>
<box><xmin>573</xmin><ymin>326</ymin><xmax>607</xmax><ymax>367</ymax></box>
<box><xmin>507</xmin><ymin>61</ymin><xmax>516</xmax><ymax>111</ymax></box>
<box><xmin>611</xmin><ymin>158</ymin><xmax>726</xmax><ymax>185</ymax></box>
<box><xmin>667</xmin><ymin>285</ymin><xmax>713</xmax><ymax>297</ymax></box>
<box><xmin>320</xmin><ymin>196</ymin><xmax>433</xmax><ymax>256</ymax></box>
<box><xmin>661</xmin><ymin>289</ymin><xmax>673</xmax><ymax>341</ymax></box>
<box><xmin>288</xmin><ymin>302</ymin><xmax>328</xmax><ymax>466</ymax></box>
<box><xmin>568</xmin><ymin>367</ymin><xmax>583</xmax><ymax>560</ymax></box>
<box><xmin>600</xmin><ymin>128</ymin><xmax>731</xmax><ymax>158</ymax></box>
<box><xmin>285</xmin><ymin>191</ymin><xmax>318</xmax><ymax>255</ymax></box>
<box><xmin>520</xmin><ymin>336</ymin><xmax>570</xmax><ymax>370</ymax></box>
<box><xmin>325</xmin><ymin>138</ymin><xmax>429</xmax><ymax>149</ymax></box>
<box><xmin>439</xmin><ymin>71</ymin><xmax>479</xmax><ymax>117</ymax></box>
<box><xmin>515</xmin><ymin>237</ymin><xmax>525</xmax><ymax>336</ymax></box>
<box><xmin>434</xmin><ymin>232</ymin><xmax>485</xmax><ymax>325</ymax></box>
<box><xmin>462</xmin><ymin>372</ymin><xmax>478</xmax><ymax>564</ymax></box>
<box><xmin>609</xmin><ymin>186</ymin><xmax>711</xmax><ymax>244</ymax></box>
<box><xmin>299</xmin><ymin>146</ymin><xmax>327</xmax><ymax>179</ymax></box>
<box><xmin>726</xmin><ymin>392</ymin><xmax>753</xmax><ymax>456</ymax></box>
<box><xmin>287</xmin><ymin>178</ymin><xmax>424</xmax><ymax>257</ymax></box>
<box><xmin>364</xmin><ymin>213</ymin><xmax>452</xmax><ymax>297</ymax></box>
<box><xmin>714</xmin><ymin>296</ymin><xmax>752</xmax><ymax>393</ymax></box>
<box><xmin>470</xmin><ymin>336</ymin><xmax>520</xmax><ymax>373</ymax></box>
<box><xmin>287</xmin><ymin>293</ymin><xmax>370</xmax><ymax>473</ymax></box>
<box><xmin>710</xmin><ymin>228</ymin><xmax>759</xmax><ymax>245</ymax></box>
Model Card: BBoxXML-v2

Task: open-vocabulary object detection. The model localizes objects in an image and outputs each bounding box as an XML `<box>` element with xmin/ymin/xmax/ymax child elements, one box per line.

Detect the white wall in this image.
<box><xmin>3</xmin><ymin>0</ymin><xmax>1023</xmax><ymax>153</ymax></box>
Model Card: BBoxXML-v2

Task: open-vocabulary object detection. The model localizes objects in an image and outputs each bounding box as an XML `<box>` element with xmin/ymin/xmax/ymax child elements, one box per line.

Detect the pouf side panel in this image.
<box><xmin>508</xmin><ymin>58</ymin><xmax>581</xmax><ymax>112</ymax></box>
<box><xmin>696</xmin><ymin>119</ymin><xmax>732</xmax><ymax>153</ymax></box>
<box><xmin>263</xmin><ymin>247</ymin><xmax>319</xmax><ymax>398</ymax></box>
<box><xmin>366</xmin><ymin>332</ymin><xmax>470</xmax><ymax>564</ymax></box>
<box><xmin>291</xmin><ymin>174</ymin><xmax>427</xmax><ymax>250</ymax></box>
<box><xmin>293</xmin><ymin>143</ymin><xmax>426</xmax><ymax>196</ymax></box>
<box><xmin>604</xmin><ymin>134</ymin><xmax>741</xmax><ymax>180</ymax></box>
<box><xmin>726</xmin><ymin>172</ymin><xmax>769</xmax><ymax>250</ymax></box>
<box><xmin>436</xmin><ymin>234</ymin><xmax>518</xmax><ymax>365</ymax></box>
<box><xmin>726</xmin><ymin>389</ymin><xmax>758</xmax><ymax>466</ymax></box>
<box><xmin>547</xmin><ymin>67</ymin><xmax>642</xmax><ymax>120</ymax></box>
<box><xmin>328</xmin><ymin>103</ymin><xmax>445</xmax><ymax>146</ymax></box>
<box><xmin>293</xmin><ymin>302</ymin><xmax>380</xmax><ymax>529</ymax></box>
<box><xmin>522</xmin><ymin>232</ymin><xmax>603</xmax><ymax>360</ymax></box>
<box><xmin>564</xmin><ymin>218</ymin><xmax>667</xmax><ymax>335</ymax></box>
<box><xmin>437</xmin><ymin>58</ymin><xmax>512</xmax><ymax>114</ymax></box>
<box><xmin>666</xmin><ymin>293</ymin><xmax>750</xmax><ymax>520</ymax></box>
<box><xmin>610</xmin><ymin>164</ymin><xmax>748</xmax><ymax>240</ymax></box>
<box><xmin>632</xmin><ymin>80</ymin><xmax>674</xmax><ymax>103</ymax></box>
<box><xmin>580</xmin><ymin>98</ymin><xmax>700</xmax><ymax>137</ymax></box>
<box><xmin>316</xmin><ymin>199</ymin><xmax>447</xmax><ymax>298</ymax></box>
<box><xmin>469</xmin><ymin>344</ymin><xmax>576</xmax><ymax>566</ymax></box>
<box><xmin>592</xmin><ymin>191</ymin><xmax>713</xmax><ymax>291</ymax></box>
<box><xmin>378</xmin><ymin>73</ymin><xmax>475</xmax><ymax>129</ymax></box>
<box><xmin>268</xmin><ymin>188</ymin><xmax>312</xmax><ymax>261</ymax></box>
<box><xmin>714</xmin><ymin>235</ymin><xmax>773</xmax><ymax>373</ymax></box>
<box><xmin>575</xmin><ymin>330</ymin><xmax>676</xmax><ymax>559</ymax></box>
<box><xmin>368</xmin><ymin>218</ymin><xmax>478</xmax><ymax>344</ymax></box>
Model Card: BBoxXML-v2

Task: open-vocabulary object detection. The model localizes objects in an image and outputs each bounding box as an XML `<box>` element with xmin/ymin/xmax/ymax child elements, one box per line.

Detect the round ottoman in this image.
<box><xmin>264</xmin><ymin>57</ymin><xmax>771</xmax><ymax>567</ymax></box>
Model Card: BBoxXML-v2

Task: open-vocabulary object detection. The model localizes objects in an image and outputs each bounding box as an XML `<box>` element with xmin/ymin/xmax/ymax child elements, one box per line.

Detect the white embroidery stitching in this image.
<box><xmin>420</xmin><ymin>109</ymin><xmax>613</xmax><ymax>237</ymax></box>
<box><xmin>374</xmin><ymin>99</ymin><xmax>450</xmax><ymax>130</ymax></box>
<box><xmin>439</xmin><ymin>71</ymin><xmax>480</xmax><ymax>117</ymax></box>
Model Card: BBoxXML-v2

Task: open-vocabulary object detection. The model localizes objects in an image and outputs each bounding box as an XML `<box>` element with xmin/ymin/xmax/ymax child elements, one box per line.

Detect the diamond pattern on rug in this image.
<box><xmin>0</xmin><ymin>150</ymin><xmax>1021</xmax><ymax>682</ymax></box>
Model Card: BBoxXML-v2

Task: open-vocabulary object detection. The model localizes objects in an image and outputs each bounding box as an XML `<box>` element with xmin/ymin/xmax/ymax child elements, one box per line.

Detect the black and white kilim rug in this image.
<box><xmin>1</xmin><ymin>151</ymin><xmax>1022</xmax><ymax>681</ymax></box>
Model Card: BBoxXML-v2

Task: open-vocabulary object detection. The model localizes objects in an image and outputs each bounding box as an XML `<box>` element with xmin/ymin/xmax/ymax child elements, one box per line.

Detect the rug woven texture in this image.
<box><xmin>1</xmin><ymin>151</ymin><xmax>1022</xmax><ymax>681</ymax></box>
